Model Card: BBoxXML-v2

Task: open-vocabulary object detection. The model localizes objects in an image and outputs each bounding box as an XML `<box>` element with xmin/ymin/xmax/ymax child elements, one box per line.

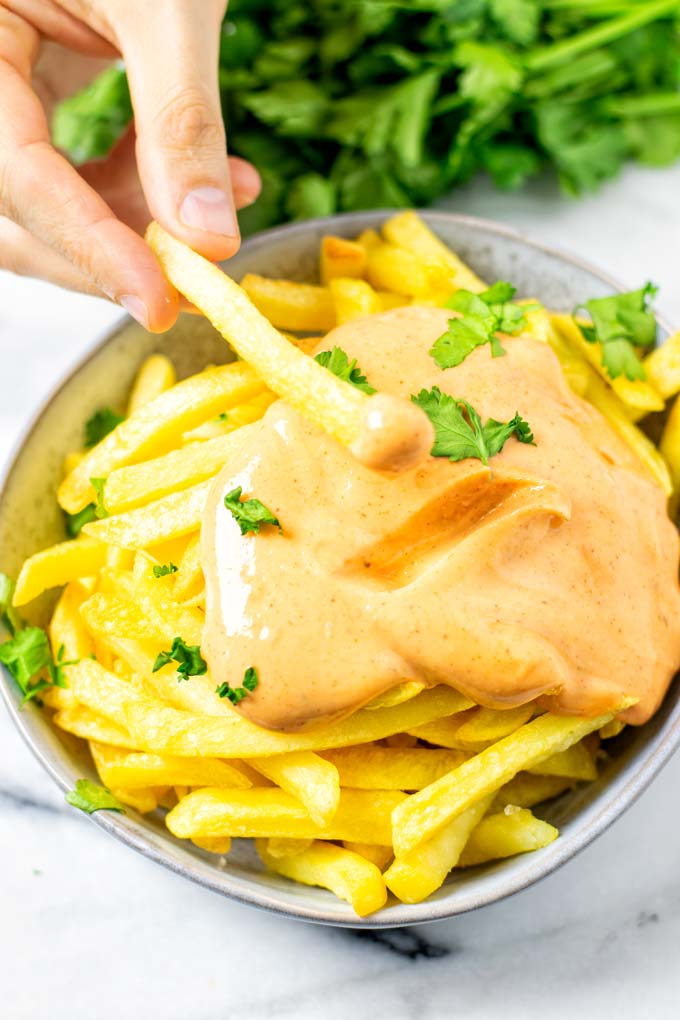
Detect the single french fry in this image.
<box><xmin>384</xmin><ymin>797</ymin><xmax>492</xmax><ymax>904</ymax></box>
<box><xmin>80</xmin><ymin>591</ymin><xmax>200</xmax><ymax>647</ymax></box>
<box><xmin>89</xmin><ymin>742</ymin><xmax>250</xmax><ymax>790</ymax></box>
<box><xmin>266</xmin><ymin>838</ymin><xmax>314</xmax><ymax>858</ymax></box>
<box><xmin>63</xmin><ymin>450</ymin><xmax>84</xmax><ymax>476</ymax></box>
<box><xmin>552</xmin><ymin>313</ymin><xmax>664</xmax><ymax>417</ymax></box>
<box><xmin>109</xmin><ymin>785</ymin><xmax>158</xmax><ymax>814</ymax></box>
<box><xmin>166</xmin><ymin>788</ymin><xmax>404</xmax><ymax>844</ymax></box>
<box><xmin>173</xmin><ymin>533</ymin><xmax>204</xmax><ymax>602</ymax></box>
<box><xmin>13</xmin><ymin>538</ymin><xmax>107</xmax><ymax>606</ymax></box>
<box><xmin>53</xmin><ymin>704</ymin><xmax>139</xmax><ymax>749</ymax></box>
<box><xmin>249</xmin><ymin>752</ymin><xmax>340</xmax><ymax>828</ymax></box>
<box><xmin>644</xmin><ymin>329</ymin><xmax>680</xmax><ymax>399</ymax></box>
<box><xmin>355</xmin><ymin>228</ymin><xmax>381</xmax><ymax>253</ymax></box>
<box><xmin>585</xmin><ymin>372</ymin><xmax>672</xmax><ymax>494</ymax></box>
<box><xmin>123</xmin><ymin>687</ymin><xmax>473</xmax><ymax>758</ymax></box>
<box><xmin>58</xmin><ymin>361</ymin><xmax>261</xmax><ymax>513</ymax></box>
<box><xmin>660</xmin><ymin>393</ymin><xmax>680</xmax><ymax>514</ymax></box>
<box><xmin>492</xmin><ymin>773</ymin><xmax>573</xmax><ymax>810</ymax></box>
<box><xmin>453</xmin><ymin>705</ymin><xmax>535</xmax><ymax>750</ymax></box>
<box><xmin>146</xmin><ymin>222</ymin><xmax>433</xmax><ymax>472</ymax></box>
<box><xmin>181</xmin><ymin>390</ymin><xmax>275</xmax><ymax>443</ymax></box>
<box><xmin>366</xmin><ymin>242</ymin><xmax>440</xmax><ymax>297</ymax></box>
<box><xmin>127</xmin><ymin>354</ymin><xmax>176</xmax><ymax>415</ymax></box>
<box><xmin>392</xmin><ymin>709</ymin><xmax>614</xmax><ymax>857</ymax></box>
<box><xmin>382</xmin><ymin>211</ymin><xmax>487</xmax><ymax>293</ymax></box>
<box><xmin>600</xmin><ymin>719</ymin><xmax>626</xmax><ymax>740</ymax></box>
<box><xmin>322</xmin><ymin>746</ymin><xmax>466</xmax><ymax>790</ymax></box>
<box><xmin>257</xmin><ymin>839</ymin><xmax>387</xmax><ymax>916</ymax></box>
<box><xmin>527</xmin><ymin>740</ymin><xmax>598</xmax><ymax>781</ymax></box>
<box><xmin>192</xmin><ymin>836</ymin><xmax>232</xmax><ymax>855</ymax></box>
<box><xmin>364</xmin><ymin>680</ymin><xmax>425</xmax><ymax>710</ymax></box>
<box><xmin>320</xmin><ymin>236</ymin><xmax>367</xmax><ymax>284</ymax></box>
<box><xmin>329</xmin><ymin>277</ymin><xmax>381</xmax><ymax>324</ymax></box>
<box><xmin>406</xmin><ymin>709</ymin><xmax>476</xmax><ymax>748</ymax></box>
<box><xmin>458</xmin><ymin>807</ymin><xmax>558</xmax><ymax>867</ymax></box>
<box><xmin>342</xmin><ymin>842</ymin><xmax>393</xmax><ymax>871</ymax></box>
<box><xmin>241</xmin><ymin>273</ymin><xmax>336</xmax><ymax>331</ymax></box>
<box><xmin>82</xmin><ymin>480</ymin><xmax>210</xmax><ymax>549</ymax></box>
<box><xmin>49</xmin><ymin>580</ymin><xmax>95</xmax><ymax>662</ymax></box>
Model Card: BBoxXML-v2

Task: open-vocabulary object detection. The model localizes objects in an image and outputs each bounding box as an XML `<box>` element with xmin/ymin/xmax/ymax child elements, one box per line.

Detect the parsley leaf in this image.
<box><xmin>224</xmin><ymin>486</ymin><xmax>282</xmax><ymax>536</ymax></box>
<box><xmin>314</xmin><ymin>347</ymin><xmax>376</xmax><ymax>394</ymax></box>
<box><xmin>216</xmin><ymin>666</ymin><xmax>260</xmax><ymax>705</ymax></box>
<box><xmin>0</xmin><ymin>572</ymin><xmax>21</xmax><ymax>635</ymax></box>
<box><xmin>90</xmin><ymin>477</ymin><xmax>108</xmax><ymax>519</ymax></box>
<box><xmin>84</xmin><ymin>407</ymin><xmax>124</xmax><ymax>448</ymax></box>
<box><xmin>65</xmin><ymin>504</ymin><xmax>97</xmax><ymax>538</ymax></box>
<box><xmin>65</xmin><ymin>779</ymin><xmax>125</xmax><ymax>814</ymax></box>
<box><xmin>411</xmin><ymin>387</ymin><xmax>535</xmax><ymax>466</ymax></box>
<box><xmin>0</xmin><ymin>626</ymin><xmax>74</xmax><ymax>705</ymax></box>
<box><xmin>575</xmin><ymin>283</ymin><xmax>658</xmax><ymax>381</ymax></box>
<box><xmin>152</xmin><ymin>637</ymin><xmax>207</xmax><ymax>681</ymax></box>
<box><xmin>431</xmin><ymin>283</ymin><xmax>538</xmax><ymax>369</ymax></box>
<box><xmin>153</xmin><ymin>563</ymin><xmax>178</xmax><ymax>578</ymax></box>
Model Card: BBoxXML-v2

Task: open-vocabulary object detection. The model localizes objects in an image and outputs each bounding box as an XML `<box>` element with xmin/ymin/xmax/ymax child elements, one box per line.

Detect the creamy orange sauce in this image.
<box><xmin>202</xmin><ymin>305</ymin><xmax>680</xmax><ymax>731</ymax></box>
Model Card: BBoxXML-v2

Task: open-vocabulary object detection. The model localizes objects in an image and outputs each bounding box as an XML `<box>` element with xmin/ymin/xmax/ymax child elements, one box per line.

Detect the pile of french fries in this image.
<box><xmin>12</xmin><ymin>212</ymin><xmax>680</xmax><ymax>916</ymax></box>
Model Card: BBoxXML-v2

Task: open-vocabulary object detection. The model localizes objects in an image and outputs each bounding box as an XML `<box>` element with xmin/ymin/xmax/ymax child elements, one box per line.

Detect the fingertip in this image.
<box><xmin>229</xmin><ymin>157</ymin><xmax>262</xmax><ymax>207</ymax></box>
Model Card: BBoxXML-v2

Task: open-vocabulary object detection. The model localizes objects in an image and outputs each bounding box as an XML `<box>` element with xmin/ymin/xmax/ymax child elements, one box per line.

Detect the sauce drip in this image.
<box><xmin>202</xmin><ymin>305</ymin><xmax>680</xmax><ymax>731</ymax></box>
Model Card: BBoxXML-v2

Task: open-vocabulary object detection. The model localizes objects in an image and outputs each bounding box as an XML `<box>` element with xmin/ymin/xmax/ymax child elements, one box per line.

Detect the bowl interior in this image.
<box><xmin>2</xmin><ymin>210</ymin><xmax>680</xmax><ymax>927</ymax></box>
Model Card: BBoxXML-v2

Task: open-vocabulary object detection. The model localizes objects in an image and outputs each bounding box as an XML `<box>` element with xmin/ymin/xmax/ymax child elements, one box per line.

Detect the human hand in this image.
<box><xmin>0</xmin><ymin>1</ymin><xmax>261</xmax><ymax>331</ymax></box>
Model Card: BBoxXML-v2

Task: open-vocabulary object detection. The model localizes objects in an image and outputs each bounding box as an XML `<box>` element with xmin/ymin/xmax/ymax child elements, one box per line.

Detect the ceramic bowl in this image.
<box><xmin>2</xmin><ymin>210</ymin><xmax>679</xmax><ymax>928</ymax></box>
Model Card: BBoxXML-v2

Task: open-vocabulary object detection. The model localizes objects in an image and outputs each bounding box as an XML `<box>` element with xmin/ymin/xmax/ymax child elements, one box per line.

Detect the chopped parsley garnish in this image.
<box><xmin>575</xmin><ymin>283</ymin><xmax>658</xmax><ymax>381</ymax></box>
<box><xmin>224</xmin><ymin>486</ymin><xmax>282</xmax><ymax>536</ymax></box>
<box><xmin>66</xmin><ymin>504</ymin><xmax>97</xmax><ymax>538</ymax></box>
<box><xmin>411</xmin><ymin>386</ymin><xmax>535</xmax><ymax>466</ymax></box>
<box><xmin>216</xmin><ymin>666</ymin><xmax>259</xmax><ymax>705</ymax></box>
<box><xmin>0</xmin><ymin>622</ymin><xmax>76</xmax><ymax>706</ymax></box>
<box><xmin>65</xmin><ymin>779</ymin><xmax>125</xmax><ymax>814</ymax></box>
<box><xmin>84</xmin><ymin>407</ymin><xmax>124</xmax><ymax>448</ymax></box>
<box><xmin>216</xmin><ymin>412</ymin><xmax>229</xmax><ymax>422</ymax></box>
<box><xmin>90</xmin><ymin>477</ymin><xmax>108</xmax><ymax>519</ymax></box>
<box><xmin>153</xmin><ymin>562</ymin><xmax>178</xmax><ymax>578</ymax></box>
<box><xmin>431</xmin><ymin>282</ymin><xmax>539</xmax><ymax>369</ymax></box>
<box><xmin>314</xmin><ymin>347</ymin><xmax>376</xmax><ymax>394</ymax></box>
<box><xmin>152</xmin><ymin>637</ymin><xmax>207</xmax><ymax>681</ymax></box>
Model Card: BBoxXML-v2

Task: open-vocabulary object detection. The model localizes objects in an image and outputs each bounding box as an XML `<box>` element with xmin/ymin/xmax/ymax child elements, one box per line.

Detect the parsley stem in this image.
<box><xmin>525</xmin><ymin>0</ymin><xmax>680</xmax><ymax>73</ymax></box>
<box><xmin>604</xmin><ymin>92</ymin><xmax>680</xmax><ymax>117</ymax></box>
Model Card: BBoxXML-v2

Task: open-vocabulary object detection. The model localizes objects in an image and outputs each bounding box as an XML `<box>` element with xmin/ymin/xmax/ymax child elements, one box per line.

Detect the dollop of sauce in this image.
<box><xmin>202</xmin><ymin>305</ymin><xmax>680</xmax><ymax>731</ymax></box>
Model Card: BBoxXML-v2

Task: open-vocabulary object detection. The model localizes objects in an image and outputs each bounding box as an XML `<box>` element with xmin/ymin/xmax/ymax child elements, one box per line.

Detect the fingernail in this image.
<box><xmin>179</xmin><ymin>186</ymin><xmax>238</xmax><ymax>237</ymax></box>
<box><xmin>120</xmin><ymin>294</ymin><xmax>150</xmax><ymax>330</ymax></box>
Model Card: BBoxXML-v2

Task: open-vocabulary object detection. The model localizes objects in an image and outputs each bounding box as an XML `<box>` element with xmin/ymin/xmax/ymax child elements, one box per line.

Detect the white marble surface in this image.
<box><xmin>2</xmin><ymin>166</ymin><xmax>680</xmax><ymax>1019</ymax></box>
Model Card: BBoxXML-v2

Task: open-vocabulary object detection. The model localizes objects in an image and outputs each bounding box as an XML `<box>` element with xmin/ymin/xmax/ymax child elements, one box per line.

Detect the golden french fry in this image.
<box><xmin>63</xmin><ymin>450</ymin><xmax>84</xmax><ymax>476</ymax></box>
<box><xmin>384</xmin><ymin>798</ymin><xmax>491</xmax><ymax>904</ymax></box>
<box><xmin>458</xmin><ymin>806</ymin><xmax>558</xmax><ymax>867</ymax></box>
<box><xmin>365</xmin><ymin>680</ymin><xmax>425</xmax><ymax>710</ymax></box>
<box><xmin>82</xmin><ymin>480</ymin><xmax>209</xmax><ymax>549</ymax></box>
<box><xmin>329</xmin><ymin>277</ymin><xmax>381</xmax><ymax>324</ymax></box>
<box><xmin>342</xmin><ymin>841</ymin><xmax>393</xmax><ymax>871</ymax></box>
<box><xmin>407</xmin><ymin>709</ymin><xmax>476</xmax><ymax>748</ymax></box>
<box><xmin>49</xmin><ymin>580</ymin><xmax>95</xmax><ymax>662</ymax></box>
<box><xmin>89</xmin><ymin>742</ymin><xmax>250</xmax><ymax>790</ymax></box>
<box><xmin>382</xmin><ymin>211</ymin><xmax>486</xmax><ymax>293</ymax></box>
<box><xmin>240</xmin><ymin>273</ymin><xmax>336</xmax><ymax>331</ymax></box>
<box><xmin>492</xmin><ymin>773</ymin><xmax>573</xmax><ymax>810</ymax></box>
<box><xmin>322</xmin><ymin>746</ymin><xmax>466</xmax><ymax>790</ymax></box>
<box><xmin>320</xmin><ymin>236</ymin><xmax>367</xmax><ymax>284</ymax></box>
<box><xmin>127</xmin><ymin>354</ymin><xmax>176</xmax><ymax>415</ymax></box>
<box><xmin>53</xmin><ymin>704</ymin><xmax>139</xmax><ymax>748</ymax></box>
<box><xmin>172</xmin><ymin>533</ymin><xmax>204</xmax><ymax>602</ymax></box>
<box><xmin>146</xmin><ymin>222</ymin><xmax>433</xmax><ymax>472</ymax></box>
<box><xmin>109</xmin><ymin>785</ymin><xmax>158</xmax><ymax>814</ymax></box>
<box><xmin>355</xmin><ymin>228</ymin><xmax>381</xmax><ymax>253</ymax></box>
<box><xmin>257</xmin><ymin>839</ymin><xmax>387</xmax><ymax>916</ymax></box>
<box><xmin>552</xmin><ymin>313</ymin><xmax>664</xmax><ymax>417</ymax></box>
<box><xmin>644</xmin><ymin>329</ymin><xmax>680</xmax><ymax>399</ymax></box>
<box><xmin>392</xmin><ymin>709</ymin><xmax>615</xmax><ymax>857</ymax></box>
<box><xmin>528</xmin><ymin>740</ymin><xmax>598</xmax><ymax>781</ymax></box>
<box><xmin>366</xmin><ymin>242</ymin><xmax>443</xmax><ymax>297</ymax></box>
<box><xmin>58</xmin><ymin>361</ymin><xmax>261</xmax><ymax>513</ymax></box>
<box><xmin>265</xmin><ymin>838</ymin><xmax>314</xmax><ymax>858</ymax></box>
<box><xmin>13</xmin><ymin>538</ymin><xmax>107</xmax><ymax>606</ymax></box>
<box><xmin>600</xmin><ymin>719</ymin><xmax>626</xmax><ymax>740</ymax></box>
<box><xmin>166</xmin><ymin>788</ymin><xmax>404</xmax><ymax>844</ymax></box>
<box><xmin>249</xmin><ymin>752</ymin><xmax>340</xmax><ymax>828</ymax></box>
<box><xmin>377</xmin><ymin>291</ymin><xmax>409</xmax><ymax>311</ymax></box>
<box><xmin>181</xmin><ymin>391</ymin><xmax>275</xmax><ymax>443</ymax></box>
<box><xmin>192</xmin><ymin>836</ymin><xmax>232</xmax><ymax>855</ymax></box>
<box><xmin>660</xmin><ymin>392</ymin><xmax>680</xmax><ymax>514</ymax></box>
<box><xmin>453</xmin><ymin>705</ymin><xmax>535</xmax><ymax>750</ymax></box>
<box><xmin>123</xmin><ymin>687</ymin><xmax>473</xmax><ymax>758</ymax></box>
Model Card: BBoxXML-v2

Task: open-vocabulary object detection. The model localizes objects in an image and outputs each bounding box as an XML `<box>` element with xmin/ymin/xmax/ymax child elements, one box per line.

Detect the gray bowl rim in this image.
<box><xmin>1</xmin><ymin>208</ymin><xmax>678</xmax><ymax>929</ymax></box>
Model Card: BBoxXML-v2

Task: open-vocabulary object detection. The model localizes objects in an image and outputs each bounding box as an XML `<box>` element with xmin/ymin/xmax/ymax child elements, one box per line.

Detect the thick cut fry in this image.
<box><xmin>266</xmin><ymin>838</ymin><xmax>314</xmax><ymax>858</ymax></box>
<box><xmin>527</xmin><ymin>741</ymin><xmax>598</xmax><ymax>781</ymax></box>
<box><xmin>192</xmin><ymin>836</ymin><xmax>232</xmax><ymax>855</ymax></box>
<box><xmin>173</xmin><ymin>533</ymin><xmax>204</xmax><ymax>602</ymax></box>
<box><xmin>53</xmin><ymin>704</ymin><xmax>139</xmax><ymax>748</ymax></box>
<box><xmin>384</xmin><ymin>798</ymin><xmax>491</xmax><ymax>904</ymax></box>
<box><xmin>58</xmin><ymin>362</ymin><xmax>261</xmax><ymax>513</ymax></box>
<box><xmin>122</xmin><ymin>688</ymin><xmax>473</xmax><ymax>758</ymax></box>
<box><xmin>320</xmin><ymin>236</ymin><xmax>367</xmax><ymax>284</ymax></box>
<box><xmin>644</xmin><ymin>329</ymin><xmax>680</xmax><ymax>399</ymax></box>
<box><xmin>166</xmin><ymin>788</ymin><xmax>404</xmax><ymax>844</ymax></box>
<box><xmin>552</xmin><ymin>313</ymin><xmax>664</xmax><ymax>416</ymax></box>
<box><xmin>83</xmin><ymin>480</ymin><xmax>209</xmax><ymax>549</ymax></box>
<box><xmin>365</xmin><ymin>680</ymin><xmax>425</xmax><ymax>710</ymax></box>
<box><xmin>492</xmin><ymin>773</ymin><xmax>573</xmax><ymax>810</ymax></box>
<box><xmin>585</xmin><ymin>373</ymin><xmax>672</xmax><ymax>494</ymax></box>
<box><xmin>392</xmin><ymin>709</ymin><xmax>614</xmax><ymax>857</ymax></box>
<box><xmin>89</xmin><ymin>743</ymin><xmax>250</xmax><ymax>790</ymax></box>
<box><xmin>600</xmin><ymin>719</ymin><xmax>626</xmax><ymax>740</ymax></box>
<box><xmin>366</xmin><ymin>242</ymin><xmax>442</xmax><ymax>297</ymax></box>
<box><xmin>356</xmin><ymin>228</ymin><xmax>381</xmax><ymax>253</ymax></box>
<box><xmin>80</xmin><ymin>591</ymin><xmax>201</xmax><ymax>647</ymax></box>
<box><xmin>240</xmin><ymin>273</ymin><xmax>336</xmax><ymax>331</ymax></box>
<box><xmin>146</xmin><ymin>223</ymin><xmax>433</xmax><ymax>472</ymax></box>
<box><xmin>103</xmin><ymin>433</ymin><xmax>242</xmax><ymax>513</ymax></box>
<box><xmin>407</xmin><ymin>710</ymin><xmax>476</xmax><ymax>748</ymax></box>
<box><xmin>458</xmin><ymin>807</ymin><xmax>558</xmax><ymax>867</ymax></box>
<box><xmin>110</xmin><ymin>785</ymin><xmax>158</xmax><ymax>814</ymax></box>
<box><xmin>249</xmin><ymin>752</ymin><xmax>340</xmax><ymax>827</ymax></box>
<box><xmin>127</xmin><ymin>354</ymin><xmax>176</xmax><ymax>415</ymax></box>
<box><xmin>322</xmin><ymin>746</ymin><xmax>466</xmax><ymax>790</ymax></box>
<box><xmin>661</xmin><ymin>392</ymin><xmax>680</xmax><ymax>514</ymax></box>
<box><xmin>454</xmin><ymin>705</ymin><xmax>535</xmax><ymax>750</ymax></box>
<box><xmin>342</xmin><ymin>842</ymin><xmax>393</xmax><ymax>871</ymax></box>
<box><xmin>63</xmin><ymin>450</ymin><xmax>84</xmax><ymax>475</ymax></box>
<box><xmin>49</xmin><ymin>580</ymin><xmax>95</xmax><ymax>662</ymax></box>
<box><xmin>382</xmin><ymin>211</ymin><xmax>486</xmax><ymax>293</ymax></box>
<box><xmin>257</xmin><ymin>839</ymin><xmax>387</xmax><ymax>916</ymax></box>
<box><xmin>13</xmin><ymin>538</ymin><xmax>107</xmax><ymax>606</ymax></box>
<box><xmin>181</xmin><ymin>391</ymin><xmax>275</xmax><ymax>443</ymax></box>
<box><xmin>329</xmin><ymin>277</ymin><xmax>381</xmax><ymax>324</ymax></box>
